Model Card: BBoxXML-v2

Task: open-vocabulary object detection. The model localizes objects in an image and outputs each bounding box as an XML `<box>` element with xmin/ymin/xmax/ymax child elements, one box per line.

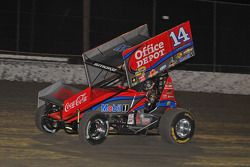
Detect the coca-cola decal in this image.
<box><xmin>64</xmin><ymin>93</ymin><xmax>87</xmax><ymax>112</ymax></box>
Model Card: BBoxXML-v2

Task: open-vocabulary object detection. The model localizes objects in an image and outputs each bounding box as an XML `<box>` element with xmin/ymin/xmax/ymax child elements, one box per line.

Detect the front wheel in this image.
<box><xmin>79</xmin><ymin>111</ymin><xmax>109</xmax><ymax>145</ymax></box>
<box><xmin>35</xmin><ymin>105</ymin><xmax>59</xmax><ymax>134</ymax></box>
<box><xmin>159</xmin><ymin>108</ymin><xmax>195</xmax><ymax>144</ymax></box>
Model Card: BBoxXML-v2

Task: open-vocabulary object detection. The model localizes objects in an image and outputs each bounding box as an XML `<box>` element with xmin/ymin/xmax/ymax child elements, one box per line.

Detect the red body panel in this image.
<box><xmin>49</xmin><ymin>87</ymin><xmax>146</xmax><ymax>121</ymax></box>
<box><xmin>128</xmin><ymin>98</ymin><xmax>147</xmax><ymax>113</ymax></box>
<box><xmin>49</xmin><ymin>76</ymin><xmax>177</xmax><ymax>122</ymax></box>
<box><xmin>160</xmin><ymin>77</ymin><xmax>176</xmax><ymax>102</ymax></box>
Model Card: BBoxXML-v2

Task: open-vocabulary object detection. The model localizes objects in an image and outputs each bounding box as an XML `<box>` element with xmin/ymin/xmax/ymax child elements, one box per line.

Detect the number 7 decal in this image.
<box><xmin>169</xmin><ymin>27</ymin><xmax>190</xmax><ymax>47</ymax></box>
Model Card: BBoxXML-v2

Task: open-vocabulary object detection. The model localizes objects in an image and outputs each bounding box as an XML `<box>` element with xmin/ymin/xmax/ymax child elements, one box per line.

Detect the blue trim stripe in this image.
<box><xmin>123</xmin><ymin>47</ymin><xmax>140</xmax><ymax>60</ymax></box>
<box><xmin>134</xmin><ymin>105</ymin><xmax>145</xmax><ymax>111</ymax></box>
<box><xmin>157</xmin><ymin>100</ymin><xmax>176</xmax><ymax>108</ymax></box>
<box><xmin>91</xmin><ymin>106</ymin><xmax>99</xmax><ymax>111</ymax></box>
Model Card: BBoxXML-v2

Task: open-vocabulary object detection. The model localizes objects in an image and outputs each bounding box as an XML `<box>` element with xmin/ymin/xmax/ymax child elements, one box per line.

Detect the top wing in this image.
<box><xmin>122</xmin><ymin>21</ymin><xmax>195</xmax><ymax>87</ymax></box>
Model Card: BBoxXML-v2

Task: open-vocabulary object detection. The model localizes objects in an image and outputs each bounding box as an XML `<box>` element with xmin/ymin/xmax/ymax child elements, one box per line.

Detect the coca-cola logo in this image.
<box><xmin>64</xmin><ymin>93</ymin><xmax>87</xmax><ymax>112</ymax></box>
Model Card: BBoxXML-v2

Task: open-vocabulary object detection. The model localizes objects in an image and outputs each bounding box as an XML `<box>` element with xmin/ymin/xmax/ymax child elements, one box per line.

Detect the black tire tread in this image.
<box><xmin>159</xmin><ymin>108</ymin><xmax>194</xmax><ymax>144</ymax></box>
<box><xmin>35</xmin><ymin>105</ymin><xmax>46</xmax><ymax>132</ymax></box>
<box><xmin>35</xmin><ymin>105</ymin><xmax>58</xmax><ymax>134</ymax></box>
<box><xmin>79</xmin><ymin>111</ymin><xmax>108</xmax><ymax>145</ymax></box>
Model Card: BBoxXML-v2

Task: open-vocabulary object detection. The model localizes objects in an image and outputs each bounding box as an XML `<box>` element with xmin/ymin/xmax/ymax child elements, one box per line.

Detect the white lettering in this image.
<box><xmin>65</xmin><ymin>93</ymin><xmax>87</xmax><ymax>112</ymax></box>
<box><xmin>134</xmin><ymin>41</ymin><xmax>166</xmax><ymax>68</ymax></box>
<box><xmin>136</xmin><ymin>60</ymin><xmax>143</xmax><ymax>68</ymax></box>
<box><xmin>159</xmin><ymin>42</ymin><xmax>164</xmax><ymax>49</ymax></box>
<box><xmin>93</xmin><ymin>63</ymin><xmax>117</xmax><ymax>72</ymax></box>
<box><xmin>135</xmin><ymin>50</ymin><xmax>143</xmax><ymax>60</ymax></box>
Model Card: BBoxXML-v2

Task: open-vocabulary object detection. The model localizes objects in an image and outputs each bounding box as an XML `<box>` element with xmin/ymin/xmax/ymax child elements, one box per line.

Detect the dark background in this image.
<box><xmin>0</xmin><ymin>0</ymin><xmax>250</xmax><ymax>73</ymax></box>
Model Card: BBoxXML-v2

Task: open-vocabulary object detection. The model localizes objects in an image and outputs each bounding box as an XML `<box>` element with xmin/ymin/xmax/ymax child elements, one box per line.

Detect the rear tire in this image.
<box><xmin>79</xmin><ymin>111</ymin><xmax>109</xmax><ymax>145</ymax></box>
<box><xmin>35</xmin><ymin>105</ymin><xmax>59</xmax><ymax>134</ymax></box>
<box><xmin>159</xmin><ymin>108</ymin><xmax>195</xmax><ymax>144</ymax></box>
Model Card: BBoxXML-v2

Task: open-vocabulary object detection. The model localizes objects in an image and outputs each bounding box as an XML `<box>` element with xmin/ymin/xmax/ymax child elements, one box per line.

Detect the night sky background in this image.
<box><xmin>0</xmin><ymin>0</ymin><xmax>250</xmax><ymax>73</ymax></box>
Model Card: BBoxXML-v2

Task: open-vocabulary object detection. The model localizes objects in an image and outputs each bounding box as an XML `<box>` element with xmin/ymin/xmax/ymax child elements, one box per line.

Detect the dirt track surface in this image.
<box><xmin>0</xmin><ymin>81</ymin><xmax>250</xmax><ymax>167</ymax></box>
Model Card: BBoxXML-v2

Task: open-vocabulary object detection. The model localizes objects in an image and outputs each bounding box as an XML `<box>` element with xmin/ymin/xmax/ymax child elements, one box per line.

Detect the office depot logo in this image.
<box><xmin>134</xmin><ymin>42</ymin><xmax>165</xmax><ymax>69</ymax></box>
<box><xmin>127</xmin><ymin>41</ymin><xmax>166</xmax><ymax>73</ymax></box>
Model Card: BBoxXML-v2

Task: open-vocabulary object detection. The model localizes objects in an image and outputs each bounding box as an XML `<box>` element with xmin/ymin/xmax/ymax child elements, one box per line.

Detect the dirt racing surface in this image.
<box><xmin>0</xmin><ymin>80</ymin><xmax>250</xmax><ymax>167</ymax></box>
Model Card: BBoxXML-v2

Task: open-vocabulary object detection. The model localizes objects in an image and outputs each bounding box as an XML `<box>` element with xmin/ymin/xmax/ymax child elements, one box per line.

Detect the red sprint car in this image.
<box><xmin>36</xmin><ymin>21</ymin><xmax>195</xmax><ymax>145</ymax></box>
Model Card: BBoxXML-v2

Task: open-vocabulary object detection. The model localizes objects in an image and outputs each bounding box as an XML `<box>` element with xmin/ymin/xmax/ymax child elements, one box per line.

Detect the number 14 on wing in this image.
<box><xmin>169</xmin><ymin>22</ymin><xmax>192</xmax><ymax>48</ymax></box>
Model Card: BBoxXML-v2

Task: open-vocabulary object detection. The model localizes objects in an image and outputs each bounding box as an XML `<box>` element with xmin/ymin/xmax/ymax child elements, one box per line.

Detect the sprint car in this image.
<box><xmin>36</xmin><ymin>21</ymin><xmax>195</xmax><ymax>145</ymax></box>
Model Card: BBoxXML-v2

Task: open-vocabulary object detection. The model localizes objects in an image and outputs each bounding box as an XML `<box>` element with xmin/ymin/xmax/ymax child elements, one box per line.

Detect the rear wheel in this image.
<box><xmin>35</xmin><ymin>105</ymin><xmax>59</xmax><ymax>134</ymax></box>
<box><xmin>159</xmin><ymin>108</ymin><xmax>195</xmax><ymax>144</ymax></box>
<box><xmin>79</xmin><ymin>111</ymin><xmax>109</xmax><ymax>145</ymax></box>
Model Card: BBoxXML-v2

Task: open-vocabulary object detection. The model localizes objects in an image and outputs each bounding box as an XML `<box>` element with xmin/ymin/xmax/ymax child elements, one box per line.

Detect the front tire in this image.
<box><xmin>79</xmin><ymin>111</ymin><xmax>109</xmax><ymax>145</ymax></box>
<box><xmin>159</xmin><ymin>108</ymin><xmax>195</xmax><ymax>144</ymax></box>
<box><xmin>35</xmin><ymin>105</ymin><xmax>59</xmax><ymax>134</ymax></box>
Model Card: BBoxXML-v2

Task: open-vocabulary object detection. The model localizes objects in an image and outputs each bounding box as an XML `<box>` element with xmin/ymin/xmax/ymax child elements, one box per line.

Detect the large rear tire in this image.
<box><xmin>159</xmin><ymin>108</ymin><xmax>195</xmax><ymax>144</ymax></box>
<box><xmin>35</xmin><ymin>105</ymin><xmax>59</xmax><ymax>134</ymax></box>
<box><xmin>79</xmin><ymin>111</ymin><xmax>109</xmax><ymax>145</ymax></box>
